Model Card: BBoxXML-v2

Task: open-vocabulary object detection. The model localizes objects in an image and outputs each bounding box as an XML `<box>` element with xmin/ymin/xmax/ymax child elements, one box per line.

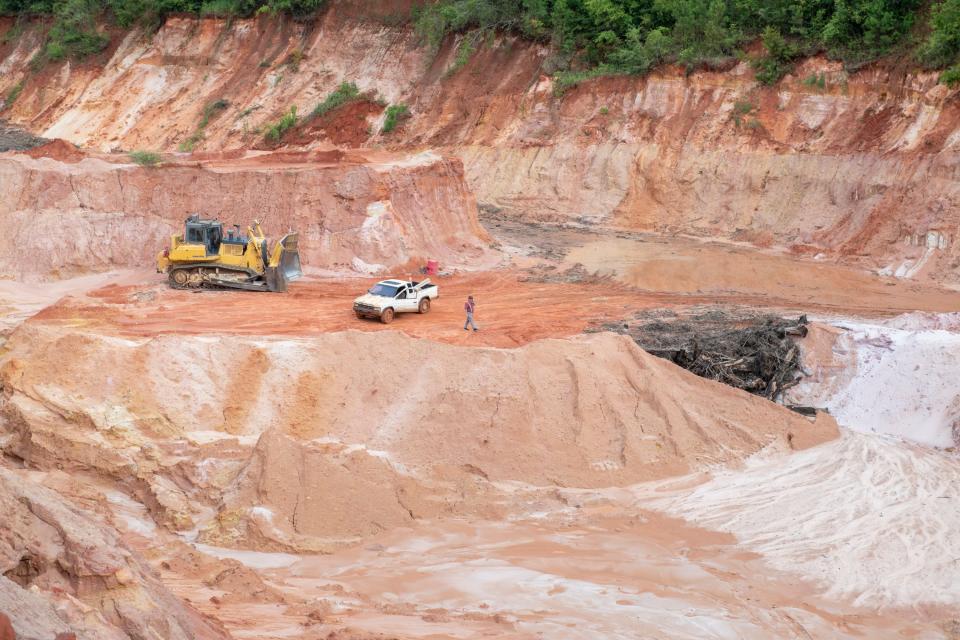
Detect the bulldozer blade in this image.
<box><xmin>263</xmin><ymin>232</ymin><xmax>302</xmax><ymax>292</ymax></box>
<box><xmin>265</xmin><ymin>267</ymin><xmax>286</xmax><ymax>292</ymax></box>
<box><xmin>278</xmin><ymin>232</ymin><xmax>302</xmax><ymax>282</ymax></box>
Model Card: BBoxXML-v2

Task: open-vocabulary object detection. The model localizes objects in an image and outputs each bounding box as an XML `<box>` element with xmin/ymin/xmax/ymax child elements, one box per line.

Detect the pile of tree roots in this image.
<box><xmin>606</xmin><ymin>308</ymin><xmax>809</xmax><ymax>401</ymax></box>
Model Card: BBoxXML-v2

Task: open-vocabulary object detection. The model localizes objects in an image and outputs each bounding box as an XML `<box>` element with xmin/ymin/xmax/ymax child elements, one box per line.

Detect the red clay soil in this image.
<box><xmin>296</xmin><ymin>99</ymin><xmax>383</xmax><ymax>147</ymax></box>
<box><xmin>31</xmin><ymin>265</ymin><xmax>960</xmax><ymax>347</ymax></box>
<box><xmin>38</xmin><ymin>271</ymin><xmax>639</xmax><ymax>347</ymax></box>
<box><xmin>0</xmin><ymin>613</ymin><xmax>13</xmax><ymax>640</ymax></box>
<box><xmin>25</xmin><ymin>139</ymin><xmax>85</xmax><ymax>162</ymax></box>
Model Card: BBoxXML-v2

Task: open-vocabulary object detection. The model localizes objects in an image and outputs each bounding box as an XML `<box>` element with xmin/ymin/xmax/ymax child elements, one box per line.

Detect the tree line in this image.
<box><xmin>414</xmin><ymin>0</ymin><xmax>960</xmax><ymax>85</ymax></box>
<box><xmin>4</xmin><ymin>0</ymin><xmax>960</xmax><ymax>85</ymax></box>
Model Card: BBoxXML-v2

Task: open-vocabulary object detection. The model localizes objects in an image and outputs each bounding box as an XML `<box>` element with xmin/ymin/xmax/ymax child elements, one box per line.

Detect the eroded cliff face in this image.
<box><xmin>0</xmin><ymin>10</ymin><xmax>428</xmax><ymax>152</ymax></box>
<box><xmin>418</xmin><ymin>49</ymin><xmax>960</xmax><ymax>283</ymax></box>
<box><xmin>1</xmin><ymin>12</ymin><xmax>958</xmax><ymax>283</ymax></box>
<box><xmin>0</xmin><ymin>149</ymin><xmax>490</xmax><ymax>279</ymax></box>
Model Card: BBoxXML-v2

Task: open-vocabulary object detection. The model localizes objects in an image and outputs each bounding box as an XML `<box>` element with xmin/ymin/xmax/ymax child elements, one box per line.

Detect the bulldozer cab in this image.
<box><xmin>184</xmin><ymin>215</ymin><xmax>223</xmax><ymax>256</ymax></box>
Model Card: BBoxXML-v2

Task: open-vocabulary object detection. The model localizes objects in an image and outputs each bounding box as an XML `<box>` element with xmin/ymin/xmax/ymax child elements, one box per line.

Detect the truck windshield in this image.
<box><xmin>369</xmin><ymin>283</ymin><xmax>401</xmax><ymax>297</ymax></box>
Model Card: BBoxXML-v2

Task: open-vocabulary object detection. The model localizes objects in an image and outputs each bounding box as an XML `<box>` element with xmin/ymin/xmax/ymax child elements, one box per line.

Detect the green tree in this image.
<box><xmin>823</xmin><ymin>0</ymin><xmax>918</xmax><ymax>59</ymax></box>
<box><xmin>919</xmin><ymin>0</ymin><xmax>960</xmax><ymax>68</ymax></box>
<box><xmin>753</xmin><ymin>26</ymin><xmax>800</xmax><ymax>84</ymax></box>
<box><xmin>656</xmin><ymin>0</ymin><xmax>733</xmax><ymax>64</ymax></box>
<box><xmin>606</xmin><ymin>25</ymin><xmax>670</xmax><ymax>73</ymax></box>
<box><xmin>46</xmin><ymin>0</ymin><xmax>110</xmax><ymax>60</ymax></box>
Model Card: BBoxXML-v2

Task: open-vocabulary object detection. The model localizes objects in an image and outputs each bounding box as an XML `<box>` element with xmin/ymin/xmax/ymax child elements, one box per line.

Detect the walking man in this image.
<box><xmin>463</xmin><ymin>295</ymin><xmax>478</xmax><ymax>331</ymax></box>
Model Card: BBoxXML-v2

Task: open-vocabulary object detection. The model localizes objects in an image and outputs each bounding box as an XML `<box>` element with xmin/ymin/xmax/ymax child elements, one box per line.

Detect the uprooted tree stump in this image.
<box><xmin>604</xmin><ymin>309</ymin><xmax>809</xmax><ymax>401</ymax></box>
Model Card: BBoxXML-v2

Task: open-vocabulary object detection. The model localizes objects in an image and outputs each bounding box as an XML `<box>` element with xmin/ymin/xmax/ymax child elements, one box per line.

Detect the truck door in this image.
<box><xmin>396</xmin><ymin>286</ymin><xmax>418</xmax><ymax>312</ymax></box>
<box><xmin>405</xmin><ymin>286</ymin><xmax>420</xmax><ymax>311</ymax></box>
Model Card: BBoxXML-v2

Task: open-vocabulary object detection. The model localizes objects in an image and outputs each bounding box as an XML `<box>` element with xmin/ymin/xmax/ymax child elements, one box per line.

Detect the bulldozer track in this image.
<box><xmin>167</xmin><ymin>265</ymin><xmax>261</xmax><ymax>291</ymax></box>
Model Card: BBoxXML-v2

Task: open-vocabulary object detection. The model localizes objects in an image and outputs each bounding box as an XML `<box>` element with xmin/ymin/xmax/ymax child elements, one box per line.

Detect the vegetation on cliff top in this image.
<box><xmin>413</xmin><ymin>0</ymin><xmax>960</xmax><ymax>86</ymax></box>
<box><xmin>4</xmin><ymin>1</ymin><xmax>960</xmax><ymax>87</ymax></box>
<box><xmin>0</xmin><ymin>0</ymin><xmax>325</xmax><ymax>61</ymax></box>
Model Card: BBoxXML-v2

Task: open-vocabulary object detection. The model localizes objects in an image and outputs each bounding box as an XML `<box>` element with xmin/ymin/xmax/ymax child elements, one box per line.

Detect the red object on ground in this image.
<box><xmin>426</xmin><ymin>259</ymin><xmax>439</xmax><ymax>275</ymax></box>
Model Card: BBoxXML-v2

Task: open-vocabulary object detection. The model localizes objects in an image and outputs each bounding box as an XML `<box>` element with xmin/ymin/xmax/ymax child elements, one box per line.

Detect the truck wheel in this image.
<box><xmin>355</xmin><ymin>310</ymin><xmax>364</xmax><ymax>319</ymax></box>
<box><xmin>418</xmin><ymin>298</ymin><xmax>431</xmax><ymax>314</ymax></box>
<box><xmin>380</xmin><ymin>308</ymin><xmax>395</xmax><ymax>324</ymax></box>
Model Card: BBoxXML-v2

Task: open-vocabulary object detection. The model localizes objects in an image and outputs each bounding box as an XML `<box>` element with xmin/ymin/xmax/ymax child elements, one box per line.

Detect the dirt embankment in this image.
<box><xmin>0</xmin><ymin>322</ymin><xmax>835</xmax><ymax>552</ymax></box>
<box><xmin>2</xmin><ymin>11</ymin><xmax>959</xmax><ymax>283</ymax></box>
<box><xmin>0</xmin><ymin>149</ymin><xmax>491</xmax><ymax>279</ymax></box>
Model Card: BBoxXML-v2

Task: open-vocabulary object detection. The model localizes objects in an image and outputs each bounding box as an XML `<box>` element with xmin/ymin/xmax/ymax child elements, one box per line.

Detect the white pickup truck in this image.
<box><xmin>353</xmin><ymin>278</ymin><xmax>439</xmax><ymax>323</ymax></box>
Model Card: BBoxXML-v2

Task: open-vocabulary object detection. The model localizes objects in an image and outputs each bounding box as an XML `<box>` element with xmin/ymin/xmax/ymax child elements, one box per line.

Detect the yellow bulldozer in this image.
<box><xmin>156</xmin><ymin>215</ymin><xmax>302</xmax><ymax>292</ymax></box>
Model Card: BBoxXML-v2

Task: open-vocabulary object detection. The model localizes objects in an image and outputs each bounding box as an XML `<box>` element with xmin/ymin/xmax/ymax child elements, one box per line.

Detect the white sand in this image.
<box><xmin>642</xmin><ymin>431</ymin><xmax>960</xmax><ymax>609</ymax></box>
<box><xmin>808</xmin><ymin>315</ymin><xmax>960</xmax><ymax>448</ymax></box>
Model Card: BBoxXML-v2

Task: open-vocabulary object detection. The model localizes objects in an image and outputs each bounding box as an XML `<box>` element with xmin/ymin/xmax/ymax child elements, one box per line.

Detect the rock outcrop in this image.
<box><xmin>0</xmin><ymin>466</ymin><xmax>228</xmax><ymax>640</ymax></box>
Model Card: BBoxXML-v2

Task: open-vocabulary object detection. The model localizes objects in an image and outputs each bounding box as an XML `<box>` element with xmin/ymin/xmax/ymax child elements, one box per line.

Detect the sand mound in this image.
<box><xmin>2</xmin><ymin>325</ymin><xmax>835</xmax><ymax>549</ymax></box>
<box><xmin>643</xmin><ymin>431</ymin><xmax>960</xmax><ymax>610</ymax></box>
<box><xmin>3</xmin><ymin>327</ymin><xmax>832</xmax><ymax>486</ymax></box>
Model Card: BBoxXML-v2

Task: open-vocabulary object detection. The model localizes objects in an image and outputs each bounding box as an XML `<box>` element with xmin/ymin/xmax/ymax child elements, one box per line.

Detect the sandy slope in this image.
<box><xmin>643</xmin><ymin>431</ymin><xmax>960</xmax><ymax>611</ymax></box>
<box><xmin>0</xmin><ymin>323</ymin><xmax>834</xmax><ymax>544</ymax></box>
<box><xmin>788</xmin><ymin>315</ymin><xmax>960</xmax><ymax>448</ymax></box>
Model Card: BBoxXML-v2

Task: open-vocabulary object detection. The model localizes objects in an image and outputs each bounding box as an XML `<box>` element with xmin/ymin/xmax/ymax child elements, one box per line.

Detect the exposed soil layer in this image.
<box><xmin>24</xmin><ymin>138</ymin><xmax>84</xmax><ymax>162</ymax></box>
<box><xmin>2</xmin><ymin>15</ymin><xmax>959</xmax><ymax>284</ymax></box>
<box><xmin>2</xmin><ymin>7</ymin><xmax>959</xmax><ymax>639</ymax></box>
<box><xmin>283</xmin><ymin>99</ymin><xmax>385</xmax><ymax>148</ymax></box>
<box><xmin>0</xmin><ymin>148</ymin><xmax>491</xmax><ymax>279</ymax></box>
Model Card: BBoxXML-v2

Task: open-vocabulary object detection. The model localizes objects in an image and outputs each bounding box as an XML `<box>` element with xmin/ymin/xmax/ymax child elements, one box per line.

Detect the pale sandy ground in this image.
<box><xmin>96</xmin><ymin>430</ymin><xmax>957</xmax><ymax>640</ymax></box>
<box><xmin>789</xmin><ymin>314</ymin><xmax>960</xmax><ymax>447</ymax></box>
<box><xmin>639</xmin><ymin>431</ymin><xmax>960</xmax><ymax>611</ymax></box>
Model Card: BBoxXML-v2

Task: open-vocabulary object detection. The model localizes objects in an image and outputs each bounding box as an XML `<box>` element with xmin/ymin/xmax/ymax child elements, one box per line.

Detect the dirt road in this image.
<box><xmin>28</xmin><ymin>256</ymin><xmax>960</xmax><ymax>348</ymax></box>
